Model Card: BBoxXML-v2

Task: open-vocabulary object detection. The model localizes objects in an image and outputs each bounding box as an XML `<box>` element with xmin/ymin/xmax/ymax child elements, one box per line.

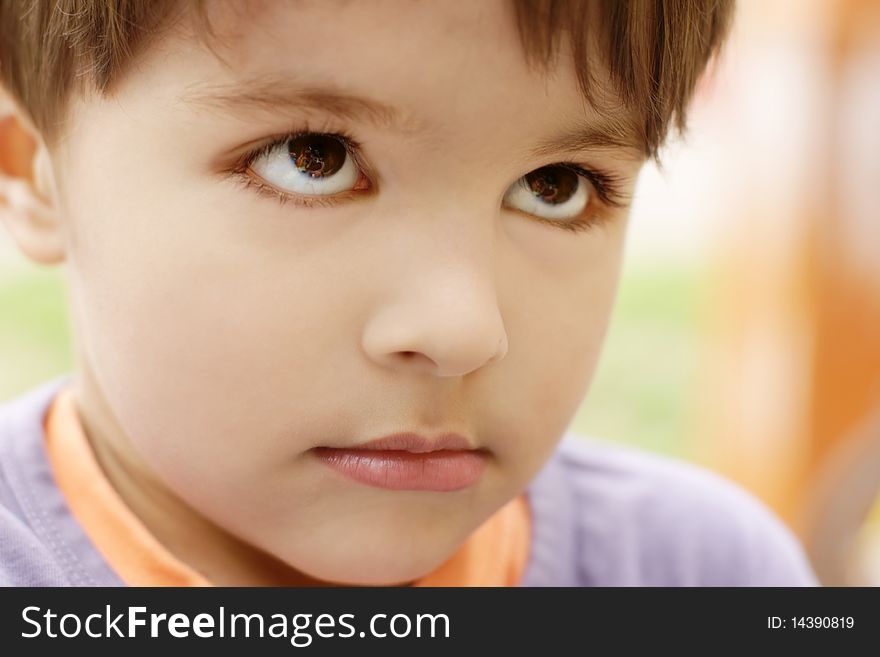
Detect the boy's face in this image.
<box><xmin>48</xmin><ymin>0</ymin><xmax>643</xmax><ymax>584</ymax></box>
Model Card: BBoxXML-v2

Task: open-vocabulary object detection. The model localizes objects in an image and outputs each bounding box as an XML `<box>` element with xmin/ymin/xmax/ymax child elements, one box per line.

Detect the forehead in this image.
<box><xmin>198</xmin><ymin>0</ymin><xmax>541</xmax><ymax>91</ymax></box>
<box><xmin>138</xmin><ymin>0</ymin><xmax>640</xmax><ymax>157</ymax></box>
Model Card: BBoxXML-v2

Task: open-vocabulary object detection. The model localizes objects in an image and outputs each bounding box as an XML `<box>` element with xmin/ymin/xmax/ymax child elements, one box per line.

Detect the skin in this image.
<box><xmin>0</xmin><ymin>0</ymin><xmax>645</xmax><ymax>585</ymax></box>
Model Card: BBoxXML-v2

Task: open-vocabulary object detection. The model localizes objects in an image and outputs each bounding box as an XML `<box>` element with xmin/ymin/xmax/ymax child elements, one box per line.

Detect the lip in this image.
<box><xmin>312</xmin><ymin>432</ymin><xmax>487</xmax><ymax>491</ymax></box>
<box><xmin>348</xmin><ymin>432</ymin><xmax>477</xmax><ymax>453</ymax></box>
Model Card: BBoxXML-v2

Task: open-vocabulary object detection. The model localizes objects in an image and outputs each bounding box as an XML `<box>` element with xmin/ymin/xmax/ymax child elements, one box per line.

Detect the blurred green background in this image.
<box><xmin>0</xmin><ymin>257</ymin><xmax>74</xmax><ymax>401</ymax></box>
<box><xmin>0</xmin><ymin>248</ymin><xmax>704</xmax><ymax>459</ymax></box>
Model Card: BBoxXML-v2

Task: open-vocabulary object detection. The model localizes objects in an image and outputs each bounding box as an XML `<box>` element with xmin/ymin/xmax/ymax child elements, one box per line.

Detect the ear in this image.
<box><xmin>0</xmin><ymin>89</ymin><xmax>65</xmax><ymax>265</ymax></box>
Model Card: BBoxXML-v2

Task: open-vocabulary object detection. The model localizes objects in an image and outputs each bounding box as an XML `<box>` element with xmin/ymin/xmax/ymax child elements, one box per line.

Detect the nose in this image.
<box><xmin>361</xmin><ymin>262</ymin><xmax>509</xmax><ymax>378</ymax></box>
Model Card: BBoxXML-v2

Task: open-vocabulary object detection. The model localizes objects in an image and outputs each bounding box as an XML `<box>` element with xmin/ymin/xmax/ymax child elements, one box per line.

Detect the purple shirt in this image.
<box><xmin>0</xmin><ymin>375</ymin><xmax>819</xmax><ymax>586</ymax></box>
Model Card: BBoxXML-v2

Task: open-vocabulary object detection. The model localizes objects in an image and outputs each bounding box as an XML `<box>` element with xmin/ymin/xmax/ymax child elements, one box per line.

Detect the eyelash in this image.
<box><xmin>223</xmin><ymin>127</ymin><xmax>630</xmax><ymax>234</ymax></box>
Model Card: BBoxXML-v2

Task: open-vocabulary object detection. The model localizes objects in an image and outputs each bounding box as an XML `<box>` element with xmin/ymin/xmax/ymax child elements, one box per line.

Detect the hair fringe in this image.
<box><xmin>1</xmin><ymin>0</ymin><xmax>734</xmax><ymax>156</ymax></box>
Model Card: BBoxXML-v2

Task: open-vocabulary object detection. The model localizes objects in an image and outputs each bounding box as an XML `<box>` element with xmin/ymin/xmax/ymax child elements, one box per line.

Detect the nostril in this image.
<box><xmin>397</xmin><ymin>351</ymin><xmax>437</xmax><ymax>372</ymax></box>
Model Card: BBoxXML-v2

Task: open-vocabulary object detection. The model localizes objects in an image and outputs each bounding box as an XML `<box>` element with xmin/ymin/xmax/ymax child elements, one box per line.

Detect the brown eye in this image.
<box><xmin>503</xmin><ymin>164</ymin><xmax>590</xmax><ymax>221</ymax></box>
<box><xmin>249</xmin><ymin>132</ymin><xmax>362</xmax><ymax>196</ymax></box>
<box><xmin>288</xmin><ymin>134</ymin><xmax>347</xmax><ymax>178</ymax></box>
<box><xmin>524</xmin><ymin>166</ymin><xmax>579</xmax><ymax>204</ymax></box>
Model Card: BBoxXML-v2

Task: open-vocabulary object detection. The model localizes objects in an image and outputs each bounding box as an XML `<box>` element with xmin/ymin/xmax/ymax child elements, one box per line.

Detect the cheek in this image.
<box><xmin>487</xmin><ymin>228</ymin><xmax>626</xmax><ymax>479</ymax></box>
<box><xmin>543</xmin><ymin>256</ymin><xmax>624</xmax><ymax>409</ymax></box>
<box><xmin>60</xmin><ymin>173</ymin><xmax>357</xmax><ymax>480</ymax></box>
<box><xmin>517</xmin><ymin>296</ymin><xmax>612</xmax><ymax>444</ymax></box>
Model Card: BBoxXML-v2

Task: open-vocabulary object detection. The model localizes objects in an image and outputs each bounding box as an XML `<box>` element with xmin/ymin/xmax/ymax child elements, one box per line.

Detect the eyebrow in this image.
<box><xmin>182</xmin><ymin>77</ymin><xmax>646</xmax><ymax>159</ymax></box>
<box><xmin>182</xmin><ymin>77</ymin><xmax>411</xmax><ymax>130</ymax></box>
<box><xmin>530</xmin><ymin>116</ymin><xmax>645</xmax><ymax>160</ymax></box>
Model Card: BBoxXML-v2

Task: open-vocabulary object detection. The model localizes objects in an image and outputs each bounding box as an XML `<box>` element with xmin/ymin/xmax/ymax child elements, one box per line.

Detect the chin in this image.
<box><xmin>258</xmin><ymin>497</ymin><xmax>481</xmax><ymax>586</ymax></box>
<box><xmin>290</xmin><ymin>545</ymin><xmax>449</xmax><ymax>587</ymax></box>
<box><xmin>282</xmin><ymin>540</ymin><xmax>451</xmax><ymax>586</ymax></box>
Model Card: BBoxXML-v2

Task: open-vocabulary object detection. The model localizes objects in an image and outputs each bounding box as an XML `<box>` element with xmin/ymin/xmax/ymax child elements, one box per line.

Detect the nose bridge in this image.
<box><xmin>360</xmin><ymin>201</ymin><xmax>509</xmax><ymax>378</ymax></box>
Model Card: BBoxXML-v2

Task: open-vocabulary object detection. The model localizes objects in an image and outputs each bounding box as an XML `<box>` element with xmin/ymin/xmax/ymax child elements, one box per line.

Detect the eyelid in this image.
<box><xmin>233</xmin><ymin>173</ymin><xmax>363</xmax><ymax>209</ymax></box>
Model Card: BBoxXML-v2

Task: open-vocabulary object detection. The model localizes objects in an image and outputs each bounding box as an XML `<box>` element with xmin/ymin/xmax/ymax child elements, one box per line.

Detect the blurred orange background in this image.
<box><xmin>590</xmin><ymin>0</ymin><xmax>880</xmax><ymax>585</ymax></box>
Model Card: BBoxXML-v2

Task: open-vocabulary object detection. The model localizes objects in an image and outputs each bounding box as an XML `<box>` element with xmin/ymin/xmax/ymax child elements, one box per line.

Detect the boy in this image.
<box><xmin>0</xmin><ymin>0</ymin><xmax>817</xmax><ymax>586</ymax></box>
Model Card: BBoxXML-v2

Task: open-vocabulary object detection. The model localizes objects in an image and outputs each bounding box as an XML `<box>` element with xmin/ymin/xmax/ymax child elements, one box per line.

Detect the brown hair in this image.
<box><xmin>0</xmin><ymin>0</ymin><xmax>733</xmax><ymax>158</ymax></box>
